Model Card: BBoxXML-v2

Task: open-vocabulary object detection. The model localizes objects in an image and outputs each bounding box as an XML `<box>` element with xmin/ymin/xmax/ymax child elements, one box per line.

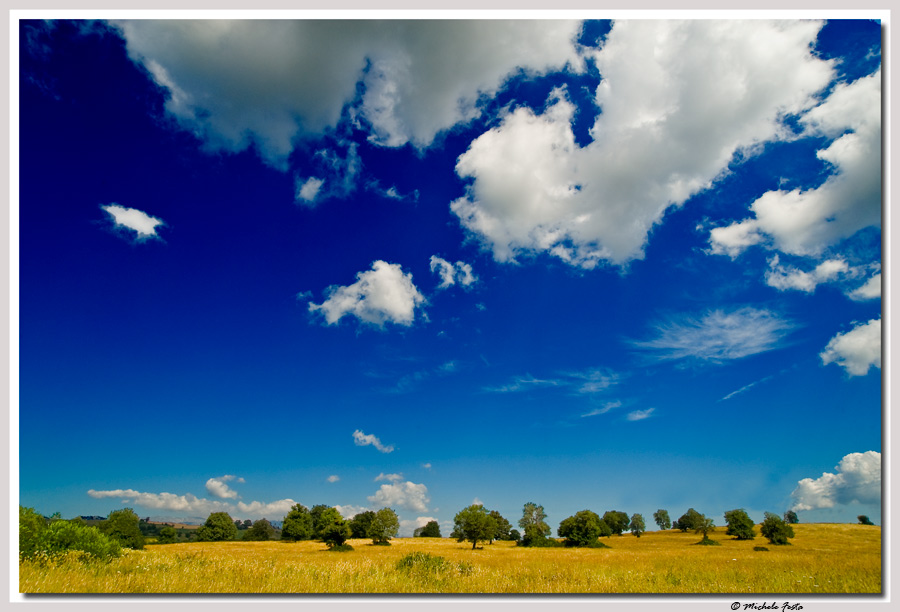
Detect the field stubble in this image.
<box><xmin>19</xmin><ymin>524</ymin><xmax>881</xmax><ymax>594</ymax></box>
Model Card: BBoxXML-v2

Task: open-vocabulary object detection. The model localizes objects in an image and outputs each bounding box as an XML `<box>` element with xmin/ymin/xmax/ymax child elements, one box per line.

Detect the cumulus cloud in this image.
<box><xmin>295</xmin><ymin>176</ymin><xmax>324</xmax><ymax>204</ymax></box>
<box><xmin>309</xmin><ymin>261</ymin><xmax>426</xmax><ymax>328</ymax></box>
<box><xmin>790</xmin><ymin>451</ymin><xmax>881</xmax><ymax>511</ymax></box>
<box><xmin>375</xmin><ymin>472</ymin><xmax>403</xmax><ymax>482</ymax></box>
<box><xmin>764</xmin><ymin>256</ymin><xmax>850</xmax><ymax>293</ymax></box>
<box><xmin>112</xmin><ymin>20</ymin><xmax>582</xmax><ymax>166</ymax></box>
<box><xmin>820</xmin><ymin>318</ymin><xmax>881</xmax><ymax>376</ymax></box>
<box><xmin>452</xmin><ymin>20</ymin><xmax>834</xmax><ymax>268</ymax></box>
<box><xmin>367</xmin><ymin>481</ymin><xmax>430</xmax><ymax>513</ymax></box>
<box><xmin>709</xmin><ymin>69</ymin><xmax>881</xmax><ymax>260</ymax></box>
<box><xmin>205</xmin><ymin>475</ymin><xmax>242</xmax><ymax>499</ymax></box>
<box><xmin>101</xmin><ymin>204</ymin><xmax>165</xmax><ymax>240</ymax></box>
<box><xmin>429</xmin><ymin>256</ymin><xmax>477</xmax><ymax>289</ymax></box>
<box><xmin>632</xmin><ymin>307</ymin><xmax>794</xmax><ymax>363</ymax></box>
<box><xmin>352</xmin><ymin>429</ymin><xmax>395</xmax><ymax>453</ymax></box>
<box><xmin>327</xmin><ymin>475</ymin><xmax>340</xmax><ymax>483</ymax></box>
<box><xmin>848</xmin><ymin>273</ymin><xmax>881</xmax><ymax>301</ymax></box>
<box><xmin>87</xmin><ymin>487</ymin><xmax>295</xmax><ymax>519</ymax></box>
<box><xmin>334</xmin><ymin>504</ymin><xmax>370</xmax><ymax>519</ymax></box>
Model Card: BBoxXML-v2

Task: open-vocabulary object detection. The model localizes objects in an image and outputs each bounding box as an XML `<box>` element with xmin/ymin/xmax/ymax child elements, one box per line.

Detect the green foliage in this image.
<box><xmin>369</xmin><ymin>508</ymin><xmax>400</xmax><ymax>544</ymax></box>
<box><xmin>518</xmin><ymin>502</ymin><xmax>551</xmax><ymax>537</ymax></box>
<box><xmin>601</xmin><ymin>510</ymin><xmax>630</xmax><ymax>535</ymax></box>
<box><xmin>724</xmin><ymin>509</ymin><xmax>756</xmax><ymax>540</ymax></box>
<box><xmin>695</xmin><ymin>537</ymin><xmax>721</xmax><ymax>546</ymax></box>
<box><xmin>783</xmin><ymin>510</ymin><xmax>799</xmax><ymax>524</ymax></box>
<box><xmin>327</xmin><ymin>543</ymin><xmax>354</xmax><ymax>552</ymax></box>
<box><xmin>243</xmin><ymin>518</ymin><xmax>275</xmax><ymax>541</ymax></box>
<box><xmin>196</xmin><ymin>512</ymin><xmax>238</xmax><ymax>542</ymax></box>
<box><xmin>753</xmin><ymin>546</ymin><xmax>769</xmax><ymax>551</ymax></box>
<box><xmin>310</xmin><ymin>505</ymin><xmax>334</xmax><ymax>540</ymax></box>
<box><xmin>453</xmin><ymin>504</ymin><xmax>499</xmax><ymax>549</ymax></box>
<box><xmin>320</xmin><ymin>518</ymin><xmax>351</xmax><ymax>549</ymax></box>
<box><xmin>597</xmin><ymin>519</ymin><xmax>613</xmax><ymax>538</ymax></box>
<box><xmin>281</xmin><ymin>504</ymin><xmax>314</xmax><ymax>541</ymax></box>
<box><xmin>349</xmin><ymin>510</ymin><xmax>376</xmax><ymax>539</ymax></box>
<box><xmin>396</xmin><ymin>551</ymin><xmax>449</xmax><ymax>573</ymax></box>
<box><xmin>99</xmin><ymin>508</ymin><xmax>145</xmax><ymax>550</ymax></box>
<box><xmin>156</xmin><ymin>526</ymin><xmax>178</xmax><ymax>544</ymax></box>
<box><xmin>694</xmin><ymin>515</ymin><xmax>715</xmax><ymax>542</ymax></box>
<box><xmin>19</xmin><ymin>507</ymin><xmax>122</xmax><ymax>562</ymax></box>
<box><xmin>519</xmin><ymin>525</ymin><xmax>563</xmax><ymax>547</ymax></box>
<box><xmin>488</xmin><ymin>509</ymin><xmax>513</xmax><ymax>542</ymax></box>
<box><xmin>508</xmin><ymin>528</ymin><xmax>521</xmax><ymax>542</ymax></box>
<box><xmin>676</xmin><ymin>508</ymin><xmax>703</xmax><ymax>532</ymax></box>
<box><xmin>653</xmin><ymin>509</ymin><xmax>671</xmax><ymax>530</ymax></box>
<box><xmin>858</xmin><ymin>515</ymin><xmax>875</xmax><ymax>525</ymax></box>
<box><xmin>414</xmin><ymin>520</ymin><xmax>442</xmax><ymax>538</ymax></box>
<box><xmin>760</xmin><ymin>512</ymin><xmax>795</xmax><ymax>545</ymax></box>
<box><xmin>558</xmin><ymin>510</ymin><xmax>604</xmax><ymax>547</ymax></box>
<box><xmin>630</xmin><ymin>513</ymin><xmax>646</xmax><ymax>538</ymax></box>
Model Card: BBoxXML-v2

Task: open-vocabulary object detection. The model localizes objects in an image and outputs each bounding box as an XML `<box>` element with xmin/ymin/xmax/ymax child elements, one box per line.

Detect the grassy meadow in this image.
<box><xmin>19</xmin><ymin>523</ymin><xmax>881</xmax><ymax>594</ymax></box>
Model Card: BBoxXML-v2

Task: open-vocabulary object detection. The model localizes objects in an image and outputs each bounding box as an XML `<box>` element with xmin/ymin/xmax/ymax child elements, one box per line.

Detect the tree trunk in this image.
<box><xmin>472</xmin><ymin>539</ymin><xmax>476</xmax><ymax>549</ymax></box>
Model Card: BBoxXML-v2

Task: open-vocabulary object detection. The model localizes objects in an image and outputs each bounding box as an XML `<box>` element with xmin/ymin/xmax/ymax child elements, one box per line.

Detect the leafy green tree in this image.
<box><xmin>488</xmin><ymin>510</ymin><xmax>513</xmax><ymax>542</ymax></box>
<box><xmin>557</xmin><ymin>510</ymin><xmax>604</xmax><ymax>547</ymax></box>
<box><xmin>630</xmin><ymin>513</ymin><xmax>646</xmax><ymax>538</ymax></box>
<box><xmin>676</xmin><ymin>508</ymin><xmax>704</xmax><ymax>532</ymax></box>
<box><xmin>760</xmin><ymin>512</ymin><xmax>794</xmax><ymax>545</ymax></box>
<box><xmin>20</xmin><ymin>512</ymin><xmax>122</xmax><ymax>562</ymax></box>
<box><xmin>99</xmin><ymin>508</ymin><xmax>145</xmax><ymax>549</ymax></box>
<box><xmin>244</xmin><ymin>518</ymin><xmax>275</xmax><ymax>541</ymax></box>
<box><xmin>509</xmin><ymin>528</ymin><xmax>521</xmax><ymax>542</ymax></box>
<box><xmin>19</xmin><ymin>506</ymin><xmax>47</xmax><ymax>560</ymax></box>
<box><xmin>602</xmin><ymin>510</ymin><xmax>630</xmax><ymax>535</ymax></box>
<box><xmin>196</xmin><ymin>512</ymin><xmax>238</xmax><ymax>542</ymax></box>
<box><xmin>242</xmin><ymin>519</ymin><xmax>252</xmax><ymax>529</ymax></box>
<box><xmin>310</xmin><ymin>505</ymin><xmax>333</xmax><ymax>539</ymax></box>
<box><xmin>783</xmin><ymin>510</ymin><xmax>799</xmax><ymax>524</ymax></box>
<box><xmin>414</xmin><ymin>520</ymin><xmax>442</xmax><ymax>537</ymax></box>
<box><xmin>724</xmin><ymin>509</ymin><xmax>756</xmax><ymax>540</ymax></box>
<box><xmin>320</xmin><ymin>514</ymin><xmax>351</xmax><ymax>549</ymax></box>
<box><xmin>694</xmin><ymin>515</ymin><xmax>716</xmax><ymax>543</ymax></box>
<box><xmin>281</xmin><ymin>504</ymin><xmax>314</xmax><ymax>541</ymax></box>
<box><xmin>858</xmin><ymin>515</ymin><xmax>875</xmax><ymax>525</ymax></box>
<box><xmin>653</xmin><ymin>509</ymin><xmax>671</xmax><ymax>530</ymax></box>
<box><xmin>369</xmin><ymin>508</ymin><xmax>400</xmax><ymax>545</ymax></box>
<box><xmin>349</xmin><ymin>511</ymin><xmax>376</xmax><ymax>539</ymax></box>
<box><xmin>453</xmin><ymin>504</ymin><xmax>498</xmax><ymax>550</ymax></box>
<box><xmin>157</xmin><ymin>526</ymin><xmax>178</xmax><ymax>544</ymax></box>
<box><xmin>518</xmin><ymin>502</ymin><xmax>551</xmax><ymax>537</ymax></box>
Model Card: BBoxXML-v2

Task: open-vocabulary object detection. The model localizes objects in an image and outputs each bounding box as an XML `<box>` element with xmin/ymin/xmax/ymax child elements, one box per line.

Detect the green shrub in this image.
<box><xmin>100</xmin><ymin>508</ymin><xmax>145</xmax><ymax>550</ymax></box>
<box><xmin>695</xmin><ymin>537</ymin><xmax>721</xmax><ymax>546</ymax></box>
<box><xmin>327</xmin><ymin>543</ymin><xmax>354</xmax><ymax>552</ymax></box>
<box><xmin>396</xmin><ymin>551</ymin><xmax>450</xmax><ymax>573</ymax></box>
<box><xmin>753</xmin><ymin>546</ymin><xmax>769</xmax><ymax>551</ymax></box>
<box><xmin>19</xmin><ymin>507</ymin><xmax>122</xmax><ymax>563</ymax></box>
<box><xmin>760</xmin><ymin>512</ymin><xmax>794</xmax><ymax>545</ymax></box>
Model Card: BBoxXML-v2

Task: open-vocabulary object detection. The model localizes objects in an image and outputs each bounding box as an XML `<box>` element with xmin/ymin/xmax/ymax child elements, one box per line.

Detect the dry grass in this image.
<box><xmin>19</xmin><ymin>523</ymin><xmax>881</xmax><ymax>594</ymax></box>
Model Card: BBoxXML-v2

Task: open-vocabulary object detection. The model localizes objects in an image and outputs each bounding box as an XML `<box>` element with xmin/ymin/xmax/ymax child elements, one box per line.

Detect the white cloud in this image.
<box><xmin>848</xmin><ymin>273</ymin><xmax>881</xmax><ymax>301</ymax></box>
<box><xmin>296</xmin><ymin>176</ymin><xmax>324</xmax><ymax>204</ymax></box>
<box><xmin>421</xmin><ymin>463</ymin><xmax>432</xmax><ymax>470</ymax></box>
<box><xmin>487</xmin><ymin>367</ymin><xmax>618</xmax><ymax>395</ymax></box>
<box><xmin>334</xmin><ymin>504</ymin><xmax>370</xmax><ymax>519</ymax></box>
<box><xmin>112</xmin><ymin>20</ymin><xmax>582</xmax><ymax>166</ymax></box>
<box><xmin>375</xmin><ymin>472</ymin><xmax>403</xmax><ymax>482</ymax></box>
<box><xmin>400</xmin><ymin>516</ymin><xmax>439</xmax><ymax>537</ymax></box>
<box><xmin>709</xmin><ymin>69</ymin><xmax>881</xmax><ymax>259</ymax></box>
<box><xmin>87</xmin><ymin>487</ymin><xmax>295</xmax><ymax>520</ymax></box>
<box><xmin>765</xmin><ymin>256</ymin><xmax>850</xmax><ymax>293</ymax></box>
<box><xmin>352</xmin><ymin>429</ymin><xmax>395</xmax><ymax>453</ymax></box>
<box><xmin>101</xmin><ymin>204</ymin><xmax>164</xmax><ymax>240</ymax></box>
<box><xmin>367</xmin><ymin>481</ymin><xmax>430</xmax><ymax>513</ymax></box>
<box><xmin>581</xmin><ymin>400</ymin><xmax>621</xmax><ymax>417</ymax></box>
<box><xmin>472</xmin><ymin>498</ymin><xmax>484</xmax><ymax>506</ymax></box>
<box><xmin>790</xmin><ymin>451</ymin><xmax>881</xmax><ymax>511</ymax></box>
<box><xmin>205</xmin><ymin>475</ymin><xmax>241</xmax><ymax>500</ymax></box>
<box><xmin>326</xmin><ymin>475</ymin><xmax>340</xmax><ymax>483</ymax></box>
<box><xmin>452</xmin><ymin>20</ymin><xmax>833</xmax><ymax>268</ymax></box>
<box><xmin>632</xmin><ymin>307</ymin><xmax>793</xmax><ymax>363</ymax></box>
<box><xmin>309</xmin><ymin>261</ymin><xmax>426</xmax><ymax>328</ymax></box>
<box><xmin>820</xmin><ymin>318</ymin><xmax>881</xmax><ymax>376</ymax></box>
<box><xmin>626</xmin><ymin>408</ymin><xmax>655</xmax><ymax>421</ymax></box>
<box><xmin>429</xmin><ymin>256</ymin><xmax>477</xmax><ymax>289</ymax></box>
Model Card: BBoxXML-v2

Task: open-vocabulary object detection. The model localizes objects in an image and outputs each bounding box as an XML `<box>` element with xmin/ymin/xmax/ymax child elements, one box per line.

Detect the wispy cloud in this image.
<box><xmin>430</xmin><ymin>256</ymin><xmax>477</xmax><ymax>289</ymax></box>
<box><xmin>626</xmin><ymin>408</ymin><xmax>655</xmax><ymax>421</ymax></box>
<box><xmin>631</xmin><ymin>307</ymin><xmax>794</xmax><ymax>364</ymax></box>
<box><xmin>101</xmin><ymin>204</ymin><xmax>165</xmax><ymax>241</ymax></box>
<box><xmin>326</xmin><ymin>475</ymin><xmax>340</xmax><ymax>483</ymax></box>
<box><xmin>581</xmin><ymin>400</ymin><xmax>622</xmax><ymax>417</ymax></box>
<box><xmin>486</xmin><ymin>367</ymin><xmax>619</xmax><ymax>395</ymax></box>
<box><xmin>374</xmin><ymin>472</ymin><xmax>403</xmax><ymax>482</ymax></box>
<box><xmin>352</xmin><ymin>429</ymin><xmax>395</xmax><ymax>453</ymax></box>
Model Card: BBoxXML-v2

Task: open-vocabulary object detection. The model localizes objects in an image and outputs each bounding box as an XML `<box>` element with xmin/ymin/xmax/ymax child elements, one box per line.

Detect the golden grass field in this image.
<box><xmin>19</xmin><ymin>523</ymin><xmax>881</xmax><ymax>594</ymax></box>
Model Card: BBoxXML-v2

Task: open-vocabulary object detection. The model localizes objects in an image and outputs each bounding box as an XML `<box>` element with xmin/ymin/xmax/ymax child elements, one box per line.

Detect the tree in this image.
<box><xmin>234</xmin><ymin>520</ymin><xmax>243</xmax><ymax>530</ymax></box>
<box><xmin>676</xmin><ymin>508</ymin><xmax>704</xmax><ymax>532</ymax></box>
<box><xmin>157</xmin><ymin>526</ymin><xmax>178</xmax><ymax>544</ymax></box>
<box><xmin>518</xmin><ymin>502</ymin><xmax>550</xmax><ymax>537</ymax></box>
<box><xmin>244</xmin><ymin>519</ymin><xmax>275</xmax><ymax>541</ymax></box>
<box><xmin>309</xmin><ymin>505</ymin><xmax>333</xmax><ymax>540</ymax></box>
<box><xmin>349</xmin><ymin>511</ymin><xmax>376</xmax><ymax>539</ymax></box>
<box><xmin>653</xmin><ymin>509</ymin><xmax>671</xmax><ymax>530</ymax></box>
<box><xmin>321</xmin><ymin>520</ymin><xmax>351</xmax><ymax>549</ymax></box>
<box><xmin>99</xmin><ymin>508</ymin><xmax>145</xmax><ymax>550</ymax></box>
<box><xmin>453</xmin><ymin>504</ymin><xmax>498</xmax><ymax>550</ymax></box>
<box><xmin>760</xmin><ymin>512</ymin><xmax>794</xmax><ymax>545</ymax></box>
<box><xmin>196</xmin><ymin>512</ymin><xmax>238</xmax><ymax>542</ymax></box>
<box><xmin>783</xmin><ymin>510</ymin><xmax>799</xmax><ymax>524</ymax></box>
<box><xmin>858</xmin><ymin>515</ymin><xmax>875</xmax><ymax>525</ymax></box>
<box><xmin>414</xmin><ymin>520</ymin><xmax>442</xmax><ymax>538</ymax></box>
<box><xmin>509</xmin><ymin>528</ymin><xmax>521</xmax><ymax>542</ymax></box>
<box><xmin>488</xmin><ymin>510</ymin><xmax>513</xmax><ymax>542</ymax></box>
<box><xmin>281</xmin><ymin>504</ymin><xmax>314</xmax><ymax>541</ymax></box>
<box><xmin>724</xmin><ymin>509</ymin><xmax>756</xmax><ymax>540</ymax></box>
<box><xmin>630</xmin><ymin>513</ymin><xmax>646</xmax><ymax>538</ymax></box>
<box><xmin>557</xmin><ymin>510</ymin><xmax>604</xmax><ymax>547</ymax></box>
<box><xmin>602</xmin><ymin>510</ymin><xmax>630</xmax><ymax>535</ymax></box>
<box><xmin>242</xmin><ymin>519</ymin><xmax>252</xmax><ymax>529</ymax></box>
<box><xmin>369</xmin><ymin>508</ymin><xmax>400</xmax><ymax>545</ymax></box>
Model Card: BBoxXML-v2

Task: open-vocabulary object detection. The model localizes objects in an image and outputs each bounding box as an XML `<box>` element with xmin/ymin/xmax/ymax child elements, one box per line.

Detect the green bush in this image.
<box><xmin>396</xmin><ymin>551</ymin><xmax>450</xmax><ymax>573</ymax></box>
<box><xmin>157</xmin><ymin>526</ymin><xmax>178</xmax><ymax>544</ymax></box>
<box><xmin>327</xmin><ymin>543</ymin><xmax>354</xmax><ymax>552</ymax></box>
<box><xmin>196</xmin><ymin>512</ymin><xmax>238</xmax><ymax>542</ymax></box>
<box><xmin>19</xmin><ymin>507</ymin><xmax>122</xmax><ymax>563</ymax></box>
<box><xmin>753</xmin><ymin>546</ymin><xmax>769</xmax><ymax>551</ymax></box>
<box><xmin>100</xmin><ymin>508</ymin><xmax>145</xmax><ymax>550</ymax></box>
<box><xmin>724</xmin><ymin>509</ymin><xmax>756</xmax><ymax>540</ymax></box>
<box><xmin>760</xmin><ymin>512</ymin><xmax>794</xmax><ymax>545</ymax></box>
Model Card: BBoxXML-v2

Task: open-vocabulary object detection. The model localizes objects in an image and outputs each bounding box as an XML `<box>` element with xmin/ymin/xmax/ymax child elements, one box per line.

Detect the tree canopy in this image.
<box><xmin>601</xmin><ymin>510</ymin><xmax>630</xmax><ymax>535</ymax></box>
<box><xmin>518</xmin><ymin>502</ymin><xmax>550</xmax><ymax>537</ymax></box>
<box><xmin>349</xmin><ymin>510</ymin><xmax>376</xmax><ymax>539</ymax></box>
<box><xmin>783</xmin><ymin>510</ymin><xmax>799</xmax><ymax>524</ymax></box>
<box><xmin>369</xmin><ymin>508</ymin><xmax>400</xmax><ymax>545</ymax></box>
<box><xmin>196</xmin><ymin>512</ymin><xmax>238</xmax><ymax>542</ymax></box>
<box><xmin>414</xmin><ymin>520</ymin><xmax>442</xmax><ymax>538</ymax></box>
<box><xmin>653</xmin><ymin>509</ymin><xmax>671</xmax><ymax>530</ymax></box>
<box><xmin>99</xmin><ymin>508</ymin><xmax>145</xmax><ymax>549</ymax></box>
<box><xmin>675</xmin><ymin>508</ymin><xmax>704</xmax><ymax>532</ymax></box>
<box><xmin>630</xmin><ymin>513</ymin><xmax>646</xmax><ymax>538</ymax></box>
<box><xmin>557</xmin><ymin>510</ymin><xmax>604</xmax><ymax>547</ymax></box>
<box><xmin>724</xmin><ymin>509</ymin><xmax>755</xmax><ymax>540</ymax></box>
<box><xmin>488</xmin><ymin>510</ymin><xmax>513</xmax><ymax>542</ymax></box>
<box><xmin>244</xmin><ymin>518</ymin><xmax>275</xmax><ymax>541</ymax></box>
<box><xmin>281</xmin><ymin>504</ymin><xmax>314</xmax><ymax>541</ymax></box>
<box><xmin>760</xmin><ymin>512</ymin><xmax>795</xmax><ymax>545</ymax></box>
<box><xmin>453</xmin><ymin>504</ymin><xmax>498</xmax><ymax>550</ymax></box>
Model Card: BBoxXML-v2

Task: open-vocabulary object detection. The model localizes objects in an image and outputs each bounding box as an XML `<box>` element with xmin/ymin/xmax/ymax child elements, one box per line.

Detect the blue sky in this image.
<box><xmin>17</xmin><ymin>17</ymin><xmax>883</xmax><ymax>535</ymax></box>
